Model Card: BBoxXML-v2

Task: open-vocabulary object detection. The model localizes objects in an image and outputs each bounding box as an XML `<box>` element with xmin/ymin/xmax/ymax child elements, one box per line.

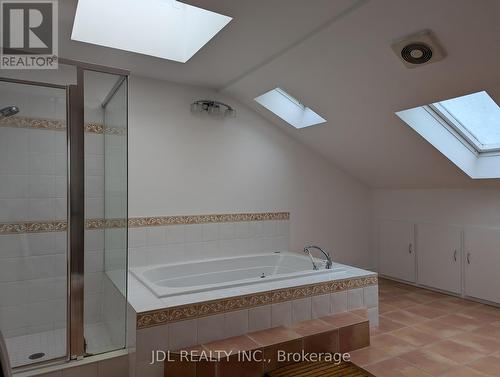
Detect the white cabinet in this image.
<box><xmin>464</xmin><ymin>227</ymin><xmax>500</xmax><ymax>303</ymax></box>
<box><xmin>417</xmin><ymin>223</ymin><xmax>461</xmax><ymax>294</ymax></box>
<box><xmin>378</xmin><ymin>220</ymin><xmax>415</xmax><ymax>282</ymax></box>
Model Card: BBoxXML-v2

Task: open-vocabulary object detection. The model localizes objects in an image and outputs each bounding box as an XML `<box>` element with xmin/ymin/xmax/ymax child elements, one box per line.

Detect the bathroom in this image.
<box><xmin>1</xmin><ymin>1</ymin><xmax>500</xmax><ymax>377</ymax></box>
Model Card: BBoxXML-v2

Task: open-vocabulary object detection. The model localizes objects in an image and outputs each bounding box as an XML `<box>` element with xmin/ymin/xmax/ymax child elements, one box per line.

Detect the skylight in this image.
<box><xmin>254</xmin><ymin>88</ymin><xmax>326</xmax><ymax>129</ymax></box>
<box><xmin>71</xmin><ymin>0</ymin><xmax>232</xmax><ymax>63</ymax></box>
<box><xmin>396</xmin><ymin>90</ymin><xmax>500</xmax><ymax>179</ymax></box>
<box><xmin>433</xmin><ymin>91</ymin><xmax>500</xmax><ymax>152</ymax></box>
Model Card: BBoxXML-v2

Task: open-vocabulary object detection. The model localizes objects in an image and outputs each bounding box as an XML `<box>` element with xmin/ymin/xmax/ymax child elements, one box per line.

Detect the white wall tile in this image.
<box><xmin>168</xmin><ymin>319</ymin><xmax>197</xmax><ymax>350</ymax></box>
<box><xmin>202</xmin><ymin>223</ymin><xmax>219</xmax><ymax>241</ymax></box>
<box><xmin>292</xmin><ymin>297</ymin><xmax>312</xmax><ymax>323</ymax></box>
<box><xmin>248</xmin><ymin>305</ymin><xmax>271</xmax><ymax>332</ymax></box>
<box><xmin>166</xmin><ymin>225</ymin><xmax>184</xmax><ymax>244</ymax></box>
<box><xmin>224</xmin><ymin>310</ymin><xmax>249</xmax><ymax>338</ymax></box>
<box><xmin>271</xmin><ymin>301</ymin><xmax>292</xmax><ymax>327</ymax></box>
<box><xmin>219</xmin><ymin>222</ymin><xmax>235</xmax><ymax>240</ymax></box>
<box><xmin>129</xmin><ymin>228</ymin><xmax>146</xmax><ymax>248</ymax></box>
<box><xmin>129</xmin><ymin>247</ymin><xmax>147</xmax><ymax>267</ymax></box>
<box><xmin>367</xmin><ymin>307</ymin><xmax>379</xmax><ymax>327</ymax></box>
<box><xmin>146</xmin><ymin>227</ymin><xmax>167</xmax><ymax>246</ymax></box>
<box><xmin>184</xmin><ymin>224</ymin><xmax>202</xmax><ymax>243</ymax></box>
<box><xmin>364</xmin><ymin>285</ymin><xmax>378</xmax><ymax>308</ymax></box>
<box><xmin>311</xmin><ymin>294</ymin><xmax>331</xmax><ymax>319</ymax></box>
<box><xmin>197</xmin><ymin>313</ymin><xmax>225</xmax><ymax>344</ymax></box>
<box><xmin>331</xmin><ymin>291</ymin><xmax>347</xmax><ymax>313</ymax></box>
<box><xmin>347</xmin><ymin>288</ymin><xmax>364</xmax><ymax>310</ymax></box>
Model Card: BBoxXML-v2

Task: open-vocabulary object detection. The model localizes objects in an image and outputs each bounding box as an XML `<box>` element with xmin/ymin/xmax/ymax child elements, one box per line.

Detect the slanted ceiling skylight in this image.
<box><xmin>435</xmin><ymin>91</ymin><xmax>500</xmax><ymax>152</ymax></box>
<box><xmin>396</xmin><ymin>91</ymin><xmax>500</xmax><ymax>179</ymax></box>
<box><xmin>71</xmin><ymin>0</ymin><xmax>232</xmax><ymax>63</ymax></box>
<box><xmin>254</xmin><ymin>88</ymin><xmax>326</xmax><ymax>129</ymax></box>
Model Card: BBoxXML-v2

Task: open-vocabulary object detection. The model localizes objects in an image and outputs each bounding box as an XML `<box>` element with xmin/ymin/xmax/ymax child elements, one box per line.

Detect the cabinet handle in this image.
<box><xmin>467</xmin><ymin>252</ymin><xmax>471</xmax><ymax>264</ymax></box>
<box><xmin>409</xmin><ymin>243</ymin><xmax>413</xmax><ymax>254</ymax></box>
<box><xmin>453</xmin><ymin>249</ymin><xmax>457</xmax><ymax>262</ymax></box>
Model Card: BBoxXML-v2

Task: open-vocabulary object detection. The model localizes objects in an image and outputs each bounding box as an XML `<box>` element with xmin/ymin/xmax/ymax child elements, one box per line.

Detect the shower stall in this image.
<box><xmin>0</xmin><ymin>60</ymin><xmax>128</xmax><ymax>370</ymax></box>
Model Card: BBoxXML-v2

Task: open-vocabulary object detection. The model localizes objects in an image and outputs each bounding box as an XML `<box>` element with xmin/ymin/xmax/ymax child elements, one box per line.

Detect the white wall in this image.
<box><xmin>372</xmin><ymin>188</ymin><xmax>500</xmax><ymax>268</ymax></box>
<box><xmin>128</xmin><ymin>76</ymin><xmax>373</xmax><ymax>268</ymax></box>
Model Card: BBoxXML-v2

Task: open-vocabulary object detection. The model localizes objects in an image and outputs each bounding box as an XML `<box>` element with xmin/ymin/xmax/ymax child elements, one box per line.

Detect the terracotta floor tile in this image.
<box><xmin>414</xmin><ymin>319</ymin><xmax>464</xmax><ymax>339</ymax></box>
<box><xmin>467</xmin><ymin>355</ymin><xmax>500</xmax><ymax>376</ymax></box>
<box><xmin>403</xmin><ymin>292</ymin><xmax>437</xmax><ymax>304</ymax></box>
<box><xmin>427</xmin><ymin>300</ymin><xmax>465</xmax><ymax>312</ymax></box>
<box><xmin>246</xmin><ymin>326</ymin><xmax>300</xmax><ymax>347</ymax></box>
<box><xmin>289</xmin><ymin>318</ymin><xmax>332</xmax><ymax>336</ymax></box>
<box><xmin>320</xmin><ymin>311</ymin><xmax>365</xmax><ymax>328</ymax></box>
<box><xmin>436</xmin><ymin>313</ymin><xmax>483</xmax><ymax>331</ymax></box>
<box><xmin>380</xmin><ymin>296</ymin><xmax>418</xmax><ymax>309</ymax></box>
<box><xmin>363</xmin><ymin>357</ymin><xmax>433</xmax><ymax>377</ymax></box>
<box><xmin>349</xmin><ymin>346</ymin><xmax>390</xmax><ymax>366</ymax></box>
<box><xmin>423</xmin><ymin>339</ymin><xmax>484</xmax><ymax>364</ymax></box>
<box><xmin>390</xmin><ymin>327</ymin><xmax>441</xmax><ymax>347</ymax></box>
<box><xmin>460</xmin><ymin>308</ymin><xmax>500</xmax><ymax>324</ymax></box>
<box><xmin>450</xmin><ymin>332</ymin><xmax>500</xmax><ymax>354</ymax></box>
<box><xmin>202</xmin><ymin>335</ymin><xmax>259</xmax><ymax>354</ymax></box>
<box><xmin>379</xmin><ymin>302</ymin><xmax>398</xmax><ymax>314</ymax></box>
<box><xmin>403</xmin><ymin>304</ymin><xmax>448</xmax><ymax>319</ymax></box>
<box><xmin>370</xmin><ymin>316</ymin><xmax>406</xmax><ymax>336</ymax></box>
<box><xmin>398</xmin><ymin>349</ymin><xmax>459</xmax><ymax>375</ymax></box>
<box><xmin>473</xmin><ymin>304</ymin><xmax>500</xmax><ymax>318</ymax></box>
<box><xmin>471</xmin><ymin>324</ymin><xmax>500</xmax><ymax>340</ymax></box>
<box><xmin>382</xmin><ymin>310</ymin><xmax>429</xmax><ymax>326</ymax></box>
<box><xmin>439</xmin><ymin>365</ymin><xmax>492</xmax><ymax>377</ymax></box>
<box><xmin>370</xmin><ymin>334</ymin><xmax>416</xmax><ymax>357</ymax></box>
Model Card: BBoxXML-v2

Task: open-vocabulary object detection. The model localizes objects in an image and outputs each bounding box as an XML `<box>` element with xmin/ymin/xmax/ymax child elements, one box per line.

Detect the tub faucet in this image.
<box><xmin>304</xmin><ymin>245</ymin><xmax>333</xmax><ymax>270</ymax></box>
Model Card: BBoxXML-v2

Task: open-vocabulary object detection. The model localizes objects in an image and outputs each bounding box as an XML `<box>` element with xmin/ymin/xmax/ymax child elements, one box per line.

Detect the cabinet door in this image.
<box><xmin>417</xmin><ymin>223</ymin><xmax>461</xmax><ymax>294</ymax></box>
<box><xmin>464</xmin><ymin>227</ymin><xmax>500</xmax><ymax>303</ymax></box>
<box><xmin>379</xmin><ymin>220</ymin><xmax>415</xmax><ymax>282</ymax></box>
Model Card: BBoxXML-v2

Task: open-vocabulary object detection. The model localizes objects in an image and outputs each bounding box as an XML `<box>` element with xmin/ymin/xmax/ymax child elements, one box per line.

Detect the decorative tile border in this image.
<box><xmin>0</xmin><ymin>116</ymin><xmax>125</xmax><ymax>135</ymax></box>
<box><xmin>128</xmin><ymin>212</ymin><xmax>289</xmax><ymax>227</ymax></box>
<box><xmin>0</xmin><ymin>212</ymin><xmax>288</xmax><ymax>234</ymax></box>
<box><xmin>0</xmin><ymin>115</ymin><xmax>65</xmax><ymax>131</ymax></box>
<box><xmin>0</xmin><ymin>218</ymin><xmax>127</xmax><ymax>234</ymax></box>
<box><xmin>136</xmin><ymin>275</ymin><xmax>378</xmax><ymax>329</ymax></box>
<box><xmin>0</xmin><ymin>220</ymin><xmax>67</xmax><ymax>234</ymax></box>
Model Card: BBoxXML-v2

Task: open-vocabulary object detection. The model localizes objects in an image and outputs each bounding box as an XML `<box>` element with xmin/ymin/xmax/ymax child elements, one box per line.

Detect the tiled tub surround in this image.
<box><xmin>128</xmin><ymin>215</ymin><xmax>290</xmax><ymax>267</ymax></box>
<box><xmin>129</xmin><ymin>270</ymin><xmax>378</xmax><ymax>377</ymax></box>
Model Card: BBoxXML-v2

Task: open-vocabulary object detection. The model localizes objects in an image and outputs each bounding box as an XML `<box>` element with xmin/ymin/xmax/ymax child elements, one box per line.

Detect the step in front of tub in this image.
<box><xmin>165</xmin><ymin>309</ymin><xmax>369</xmax><ymax>377</ymax></box>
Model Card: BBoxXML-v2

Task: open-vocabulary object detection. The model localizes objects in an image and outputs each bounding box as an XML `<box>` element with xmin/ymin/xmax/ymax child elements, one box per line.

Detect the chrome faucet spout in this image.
<box><xmin>303</xmin><ymin>245</ymin><xmax>333</xmax><ymax>270</ymax></box>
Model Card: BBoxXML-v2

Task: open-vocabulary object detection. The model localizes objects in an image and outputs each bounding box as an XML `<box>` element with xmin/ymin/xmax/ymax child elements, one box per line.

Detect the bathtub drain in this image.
<box><xmin>29</xmin><ymin>352</ymin><xmax>45</xmax><ymax>360</ymax></box>
<box><xmin>260</xmin><ymin>273</ymin><xmax>266</xmax><ymax>278</ymax></box>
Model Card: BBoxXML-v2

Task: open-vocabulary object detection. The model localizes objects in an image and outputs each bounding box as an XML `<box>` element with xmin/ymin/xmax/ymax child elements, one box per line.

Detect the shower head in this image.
<box><xmin>0</xmin><ymin>105</ymin><xmax>19</xmax><ymax>118</ymax></box>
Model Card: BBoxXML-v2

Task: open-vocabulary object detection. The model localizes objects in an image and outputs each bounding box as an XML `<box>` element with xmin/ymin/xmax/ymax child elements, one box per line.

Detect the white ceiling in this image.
<box><xmin>59</xmin><ymin>0</ymin><xmax>500</xmax><ymax>188</ymax></box>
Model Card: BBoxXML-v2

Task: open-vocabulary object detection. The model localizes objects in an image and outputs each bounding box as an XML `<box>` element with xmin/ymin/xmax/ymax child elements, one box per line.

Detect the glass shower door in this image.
<box><xmin>83</xmin><ymin>70</ymin><xmax>128</xmax><ymax>355</ymax></box>
<box><xmin>0</xmin><ymin>79</ymin><xmax>68</xmax><ymax>367</ymax></box>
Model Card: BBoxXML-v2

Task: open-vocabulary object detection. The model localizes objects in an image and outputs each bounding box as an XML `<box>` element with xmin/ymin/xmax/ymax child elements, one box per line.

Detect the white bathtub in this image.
<box><xmin>131</xmin><ymin>251</ymin><xmax>349</xmax><ymax>298</ymax></box>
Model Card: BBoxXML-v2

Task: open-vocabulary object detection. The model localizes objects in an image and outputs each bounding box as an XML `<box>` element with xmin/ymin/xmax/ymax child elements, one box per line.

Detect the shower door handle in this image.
<box><xmin>466</xmin><ymin>252</ymin><xmax>471</xmax><ymax>265</ymax></box>
<box><xmin>453</xmin><ymin>249</ymin><xmax>457</xmax><ymax>262</ymax></box>
<box><xmin>408</xmin><ymin>243</ymin><xmax>413</xmax><ymax>254</ymax></box>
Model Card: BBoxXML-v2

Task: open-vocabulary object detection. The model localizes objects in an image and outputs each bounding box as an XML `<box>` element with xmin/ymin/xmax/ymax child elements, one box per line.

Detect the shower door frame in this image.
<box><xmin>0</xmin><ymin>59</ymin><xmax>129</xmax><ymax>368</ymax></box>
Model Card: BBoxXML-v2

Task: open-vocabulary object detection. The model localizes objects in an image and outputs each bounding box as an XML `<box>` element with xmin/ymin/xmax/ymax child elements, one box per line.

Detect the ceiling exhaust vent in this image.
<box><xmin>391</xmin><ymin>30</ymin><xmax>445</xmax><ymax>68</ymax></box>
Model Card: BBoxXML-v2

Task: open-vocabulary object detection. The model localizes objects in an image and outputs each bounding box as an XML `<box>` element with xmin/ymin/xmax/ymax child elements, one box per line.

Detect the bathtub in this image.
<box><xmin>131</xmin><ymin>251</ymin><xmax>349</xmax><ymax>298</ymax></box>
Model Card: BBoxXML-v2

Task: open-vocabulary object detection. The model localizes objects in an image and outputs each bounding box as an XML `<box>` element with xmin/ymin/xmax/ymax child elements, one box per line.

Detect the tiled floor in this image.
<box><xmin>350</xmin><ymin>278</ymin><xmax>500</xmax><ymax>377</ymax></box>
<box><xmin>5</xmin><ymin>323</ymin><xmax>114</xmax><ymax>368</ymax></box>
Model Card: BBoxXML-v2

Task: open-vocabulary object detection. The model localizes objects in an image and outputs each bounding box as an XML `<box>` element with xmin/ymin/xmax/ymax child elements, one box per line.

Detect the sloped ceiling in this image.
<box><xmin>59</xmin><ymin>0</ymin><xmax>500</xmax><ymax>188</ymax></box>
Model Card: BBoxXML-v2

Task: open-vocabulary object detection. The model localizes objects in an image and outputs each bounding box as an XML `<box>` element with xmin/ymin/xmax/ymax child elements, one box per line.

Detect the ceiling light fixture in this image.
<box><xmin>190</xmin><ymin>100</ymin><xmax>236</xmax><ymax>117</ymax></box>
